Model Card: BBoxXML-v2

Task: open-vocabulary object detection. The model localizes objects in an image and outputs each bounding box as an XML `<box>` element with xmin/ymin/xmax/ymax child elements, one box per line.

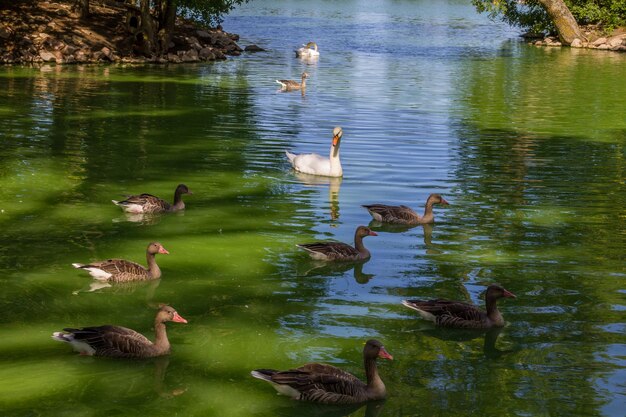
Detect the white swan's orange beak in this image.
<box><xmin>332</xmin><ymin>134</ymin><xmax>340</xmax><ymax>146</ymax></box>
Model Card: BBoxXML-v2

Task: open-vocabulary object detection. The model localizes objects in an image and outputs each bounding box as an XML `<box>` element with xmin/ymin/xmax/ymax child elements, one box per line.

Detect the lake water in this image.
<box><xmin>1</xmin><ymin>0</ymin><xmax>625</xmax><ymax>416</ymax></box>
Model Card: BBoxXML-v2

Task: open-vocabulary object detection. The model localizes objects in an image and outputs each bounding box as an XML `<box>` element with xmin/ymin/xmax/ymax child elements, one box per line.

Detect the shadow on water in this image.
<box><xmin>420</xmin><ymin>327</ymin><xmax>514</xmax><ymax>359</ymax></box>
<box><xmin>299</xmin><ymin>259</ymin><xmax>375</xmax><ymax>284</ymax></box>
<box><xmin>262</xmin><ymin>400</ymin><xmax>385</xmax><ymax>417</ymax></box>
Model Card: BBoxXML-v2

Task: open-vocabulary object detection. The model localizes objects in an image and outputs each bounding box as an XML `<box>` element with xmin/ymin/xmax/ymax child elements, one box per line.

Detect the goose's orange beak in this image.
<box><xmin>172</xmin><ymin>312</ymin><xmax>188</xmax><ymax>323</ymax></box>
<box><xmin>503</xmin><ymin>289</ymin><xmax>516</xmax><ymax>298</ymax></box>
<box><xmin>378</xmin><ymin>347</ymin><xmax>393</xmax><ymax>360</ymax></box>
<box><xmin>159</xmin><ymin>246</ymin><xmax>170</xmax><ymax>255</ymax></box>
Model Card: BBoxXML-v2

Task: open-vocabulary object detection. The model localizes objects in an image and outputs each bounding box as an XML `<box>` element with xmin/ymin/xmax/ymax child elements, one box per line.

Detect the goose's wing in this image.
<box><xmin>116</xmin><ymin>193</ymin><xmax>171</xmax><ymax>213</ymax></box>
<box><xmin>276</xmin><ymin>79</ymin><xmax>301</xmax><ymax>89</ymax></box>
<box><xmin>362</xmin><ymin>204</ymin><xmax>418</xmax><ymax>223</ymax></box>
<box><xmin>64</xmin><ymin>325</ymin><xmax>154</xmax><ymax>358</ymax></box>
<box><xmin>404</xmin><ymin>299</ymin><xmax>487</xmax><ymax>328</ymax></box>
<box><xmin>86</xmin><ymin>259</ymin><xmax>148</xmax><ymax>277</ymax></box>
<box><xmin>271</xmin><ymin>363</ymin><xmax>367</xmax><ymax>404</ymax></box>
<box><xmin>298</xmin><ymin>242</ymin><xmax>360</xmax><ymax>260</ymax></box>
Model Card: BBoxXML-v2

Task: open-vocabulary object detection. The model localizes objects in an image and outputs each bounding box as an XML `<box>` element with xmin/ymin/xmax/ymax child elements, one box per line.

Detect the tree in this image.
<box><xmin>131</xmin><ymin>0</ymin><xmax>247</xmax><ymax>55</ymax></box>
<box><xmin>472</xmin><ymin>0</ymin><xmax>625</xmax><ymax>44</ymax></box>
<box><xmin>536</xmin><ymin>0</ymin><xmax>585</xmax><ymax>43</ymax></box>
<box><xmin>77</xmin><ymin>0</ymin><xmax>90</xmax><ymax>19</ymax></box>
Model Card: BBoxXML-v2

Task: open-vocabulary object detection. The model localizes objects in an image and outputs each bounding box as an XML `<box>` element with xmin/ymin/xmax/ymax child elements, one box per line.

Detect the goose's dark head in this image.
<box><xmin>364</xmin><ymin>339</ymin><xmax>393</xmax><ymax>360</ymax></box>
<box><xmin>176</xmin><ymin>184</ymin><xmax>193</xmax><ymax>195</ymax></box>
<box><xmin>156</xmin><ymin>305</ymin><xmax>188</xmax><ymax>324</ymax></box>
<box><xmin>485</xmin><ymin>284</ymin><xmax>516</xmax><ymax>300</ymax></box>
<box><xmin>148</xmin><ymin>242</ymin><xmax>169</xmax><ymax>255</ymax></box>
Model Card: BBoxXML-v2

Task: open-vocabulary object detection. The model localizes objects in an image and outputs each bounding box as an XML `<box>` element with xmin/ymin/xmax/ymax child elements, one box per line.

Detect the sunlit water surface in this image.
<box><xmin>1</xmin><ymin>0</ymin><xmax>625</xmax><ymax>416</ymax></box>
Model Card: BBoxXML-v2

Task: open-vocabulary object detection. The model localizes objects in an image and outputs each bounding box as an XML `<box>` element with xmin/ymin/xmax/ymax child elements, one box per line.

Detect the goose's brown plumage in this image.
<box><xmin>297</xmin><ymin>226</ymin><xmax>377</xmax><ymax>261</ymax></box>
<box><xmin>52</xmin><ymin>305</ymin><xmax>188</xmax><ymax>358</ymax></box>
<box><xmin>251</xmin><ymin>339</ymin><xmax>393</xmax><ymax>404</ymax></box>
<box><xmin>276</xmin><ymin>72</ymin><xmax>309</xmax><ymax>90</ymax></box>
<box><xmin>402</xmin><ymin>284</ymin><xmax>516</xmax><ymax>329</ymax></box>
<box><xmin>112</xmin><ymin>184</ymin><xmax>192</xmax><ymax>214</ymax></box>
<box><xmin>362</xmin><ymin>193</ymin><xmax>449</xmax><ymax>225</ymax></box>
<box><xmin>72</xmin><ymin>242</ymin><xmax>169</xmax><ymax>282</ymax></box>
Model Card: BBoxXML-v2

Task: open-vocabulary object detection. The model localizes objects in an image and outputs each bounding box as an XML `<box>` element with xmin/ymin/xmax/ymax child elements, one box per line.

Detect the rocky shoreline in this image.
<box><xmin>0</xmin><ymin>1</ymin><xmax>251</xmax><ymax>66</ymax></box>
<box><xmin>524</xmin><ymin>27</ymin><xmax>626</xmax><ymax>52</ymax></box>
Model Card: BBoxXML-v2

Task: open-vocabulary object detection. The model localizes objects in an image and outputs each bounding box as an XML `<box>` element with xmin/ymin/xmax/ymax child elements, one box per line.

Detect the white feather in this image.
<box><xmin>72</xmin><ymin>263</ymin><xmax>112</xmax><ymax>280</ymax></box>
<box><xmin>367</xmin><ymin>210</ymin><xmax>383</xmax><ymax>222</ymax></box>
<box><xmin>112</xmin><ymin>200</ymin><xmax>144</xmax><ymax>214</ymax></box>
<box><xmin>401</xmin><ymin>301</ymin><xmax>436</xmax><ymax>322</ymax></box>
<box><xmin>52</xmin><ymin>332</ymin><xmax>96</xmax><ymax>355</ymax></box>
<box><xmin>251</xmin><ymin>371</ymin><xmax>301</xmax><ymax>399</ymax></box>
<box><xmin>297</xmin><ymin>245</ymin><xmax>329</xmax><ymax>260</ymax></box>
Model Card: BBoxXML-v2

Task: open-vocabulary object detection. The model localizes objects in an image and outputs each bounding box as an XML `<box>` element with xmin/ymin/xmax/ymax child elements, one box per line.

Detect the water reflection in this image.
<box><xmin>73</xmin><ymin>277</ymin><xmax>161</xmax><ymax>302</ymax></box>
<box><xmin>300</xmin><ymin>259</ymin><xmax>375</xmax><ymax>284</ymax></box>
<box><xmin>266</xmin><ymin>400</ymin><xmax>384</xmax><ymax>417</ymax></box>
<box><xmin>368</xmin><ymin>221</ymin><xmax>441</xmax><ymax>255</ymax></box>
<box><xmin>112</xmin><ymin>212</ymin><xmax>165</xmax><ymax>225</ymax></box>
<box><xmin>294</xmin><ymin>172</ymin><xmax>342</xmax><ymax>222</ymax></box>
<box><xmin>153</xmin><ymin>357</ymin><xmax>187</xmax><ymax>399</ymax></box>
<box><xmin>421</xmin><ymin>327</ymin><xmax>512</xmax><ymax>359</ymax></box>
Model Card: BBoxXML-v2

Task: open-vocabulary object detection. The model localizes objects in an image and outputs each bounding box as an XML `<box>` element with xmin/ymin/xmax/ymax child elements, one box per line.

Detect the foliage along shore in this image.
<box><xmin>0</xmin><ymin>0</ymin><xmax>247</xmax><ymax>65</ymax></box>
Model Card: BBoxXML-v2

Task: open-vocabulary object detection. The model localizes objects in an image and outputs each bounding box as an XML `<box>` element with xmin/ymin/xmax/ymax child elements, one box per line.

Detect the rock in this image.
<box><xmin>199</xmin><ymin>47</ymin><xmax>214</xmax><ymax>60</ymax></box>
<box><xmin>244</xmin><ymin>44</ymin><xmax>266</xmax><ymax>52</ymax></box>
<box><xmin>182</xmin><ymin>48</ymin><xmax>199</xmax><ymax>62</ymax></box>
<box><xmin>549</xmin><ymin>41</ymin><xmax>562</xmax><ymax>47</ymax></box>
<box><xmin>62</xmin><ymin>44</ymin><xmax>78</xmax><ymax>55</ymax></box>
<box><xmin>64</xmin><ymin>54</ymin><xmax>75</xmax><ymax>64</ymax></box>
<box><xmin>20</xmin><ymin>51</ymin><xmax>34</xmax><ymax>62</ymax></box>
<box><xmin>0</xmin><ymin>26</ymin><xmax>11</xmax><ymax>39</ymax></box>
<box><xmin>617</xmin><ymin>45</ymin><xmax>626</xmax><ymax>52</ymax></box>
<box><xmin>570</xmin><ymin>38</ymin><xmax>582</xmax><ymax>48</ymax></box>
<box><xmin>167</xmin><ymin>53</ymin><xmax>181</xmax><ymax>63</ymax></box>
<box><xmin>592</xmin><ymin>37</ymin><xmax>607</xmax><ymax>46</ymax></box>
<box><xmin>196</xmin><ymin>30</ymin><xmax>211</xmax><ymax>40</ymax></box>
<box><xmin>39</xmin><ymin>50</ymin><xmax>56</xmax><ymax>62</ymax></box>
<box><xmin>74</xmin><ymin>50</ymin><xmax>88</xmax><ymax>62</ymax></box>
<box><xmin>92</xmin><ymin>50</ymin><xmax>103</xmax><ymax>61</ymax></box>
<box><xmin>101</xmin><ymin>46</ymin><xmax>111</xmax><ymax>58</ymax></box>
<box><xmin>534</xmin><ymin>40</ymin><xmax>544</xmax><ymax>46</ymax></box>
<box><xmin>597</xmin><ymin>44</ymin><xmax>610</xmax><ymax>50</ymax></box>
<box><xmin>607</xmin><ymin>36</ymin><xmax>624</xmax><ymax>48</ymax></box>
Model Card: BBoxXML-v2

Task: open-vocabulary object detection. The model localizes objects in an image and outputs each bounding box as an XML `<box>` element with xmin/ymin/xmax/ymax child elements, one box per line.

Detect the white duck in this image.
<box><xmin>295</xmin><ymin>42</ymin><xmax>320</xmax><ymax>58</ymax></box>
<box><xmin>285</xmin><ymin>127</ymin><xmax>343</xmax><ymax>177</ymax></box>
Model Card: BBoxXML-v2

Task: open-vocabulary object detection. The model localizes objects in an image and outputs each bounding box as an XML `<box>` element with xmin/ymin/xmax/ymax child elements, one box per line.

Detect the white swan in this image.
<box><xmin>295</xmin><ymin>42</ymin><xmax>320</xmax><ymax>58</ymax></box>
<box><xmin>285</xmin><ymin>127</ymin><xmax>343</xmax><ymax>177</ymax></box>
